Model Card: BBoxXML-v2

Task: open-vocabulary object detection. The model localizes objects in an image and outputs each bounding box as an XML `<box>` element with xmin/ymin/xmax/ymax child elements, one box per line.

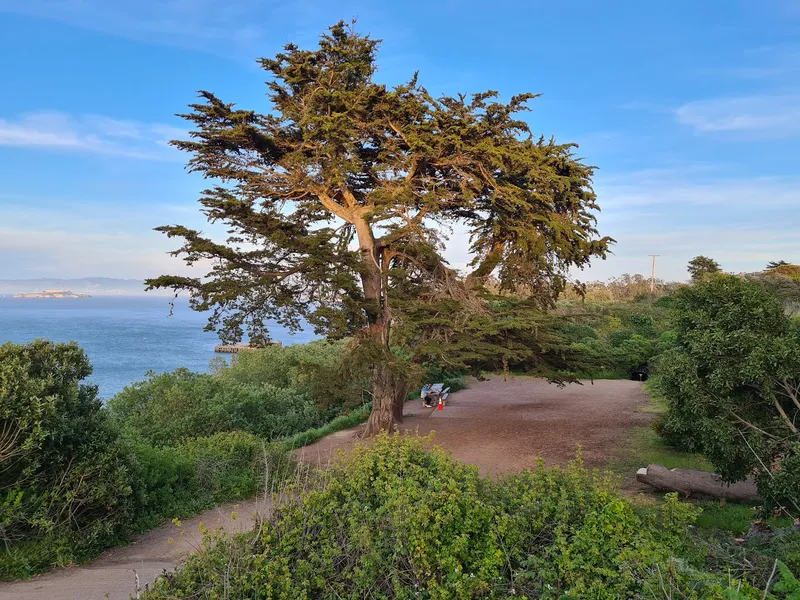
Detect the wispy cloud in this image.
<box><xmin>674</xmin><ymin>94</ymin><xmax>800</xmax><ymax>138</ymax></box>
<box><xmin>687</xmin><ymin>43</ymin><xmax>800</xmax><ymax>81</ymax></box>
<box><xmin>592</xmin><ymin>222</ymin><xmax>799</xmax><ymax>282</ymax></box>
<box><xmin>440</xmin><ymin>168</ymin><xmax>800</xmax><ymax>283</ymax></box>
<box><xmin>0</xmin><ymin>111</ymin><xmax>185</xmax><ymax>159</ymax></box>
<box><xmin>0</xmin><ymin>0</ymin><xmax>269</xmax><ymax>55</ymax></box>
<box><xmin>0</xmin><ymin>0</ymin><xmax>370</xmax><ymax>58</ymax></box>
<box><xmin>596</xmin><ymin>170</ymin><xmax>800</xmax><ymax>210</ymax></box>
<box><xmin>690</xmin><ymin>66</ymin><xmax>793</xmax><ymax>80</ymax></box>
<box><xmin>581</xmin><ymin>170</ymin><xmax>800</xmax><ymax>281</ymax></box>
<box><xmin>0</xmin><ymin>200</ymin><xmax>210</xmax><ymax>279</ymax></box>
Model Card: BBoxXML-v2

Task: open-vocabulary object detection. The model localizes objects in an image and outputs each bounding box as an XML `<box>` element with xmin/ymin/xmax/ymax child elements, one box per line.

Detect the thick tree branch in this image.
<box><xmin>316</xmin><ymin>191</ymin><xmax>354</xmax><ymax>222</ymax></box>
<box><xmin>777</xmin><ymin>378</ymin><xmax>800</xmax><ymax>413</ymax></box>
<box><xmin>773</xmin><ymin>395</ymin><xmax>799</xmax><ymax>435</ymax></box>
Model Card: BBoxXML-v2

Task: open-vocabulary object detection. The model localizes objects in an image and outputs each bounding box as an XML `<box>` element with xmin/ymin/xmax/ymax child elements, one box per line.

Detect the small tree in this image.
<box><xmin>686</xmin><ymin>255</ymin><xmax>721</xmax><ymax>282</ymax></box>
<box><xmin>766</xmin><ymin>260</ymin><xmax>790</xmax><ymax>271</ymax></box>
<box><xmin>654</xmin><ymin>276</ymin><xmax>800</xmax><ymax>514</ymax></box>
<box><xmin>147</xmin><ymin>22</ymin><xmax>612</xmax><ymax>434</ymax></box>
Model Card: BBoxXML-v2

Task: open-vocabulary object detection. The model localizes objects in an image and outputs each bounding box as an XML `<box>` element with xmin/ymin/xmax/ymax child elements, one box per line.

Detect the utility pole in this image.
<box><xmin>648</xmin><ymin>255</ymin><xmax>660</xmax><ymax>293</ymax></box>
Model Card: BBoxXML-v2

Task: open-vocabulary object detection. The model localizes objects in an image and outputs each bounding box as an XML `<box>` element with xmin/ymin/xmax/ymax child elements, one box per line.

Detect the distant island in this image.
<box><xmin>0</xmin><ymin>278</ymin><xmax>171</xmax><ymax>296</ymax></box>
<box><xmin>14</xmin><ymin>289</ymin><xmax>91</xmax><ymax>299</ymax></box>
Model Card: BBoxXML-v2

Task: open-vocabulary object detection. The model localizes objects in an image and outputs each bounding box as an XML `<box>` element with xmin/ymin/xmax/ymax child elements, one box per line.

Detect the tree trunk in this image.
<box><xmin>363</xmin><ymin>362</ymin><xmax>400</xmax><ymax>436</ymax></box>
<box><xmin>636</xmin><ymin>464</ymin><xmax>761</xmax><ymax>503</ymax></box>
<box><xmin>392</xmin><ymin>382</ymin><xmax>409</xmax><ymax>423</ymax></box>
<box><xmin>352</xmin><ymin>213</ymin><xmax>408</xmax><ymax>437</ymax></box>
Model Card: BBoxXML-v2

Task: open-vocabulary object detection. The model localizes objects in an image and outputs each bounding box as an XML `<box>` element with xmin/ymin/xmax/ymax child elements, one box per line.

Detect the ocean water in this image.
<box><xmin>0</xmin><ymin>295</ymin><xmax>316</xmax><ymax>398</ymax></box>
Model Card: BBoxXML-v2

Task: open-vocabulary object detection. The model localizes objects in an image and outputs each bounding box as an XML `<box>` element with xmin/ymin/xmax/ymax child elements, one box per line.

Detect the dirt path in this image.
<box><xmin>0</xmin><ymin>499</ymin><xmax>272</xmax><ymax>600</ymax></box>
<box><xmin>300</xmin><ymin>377</ymin><xmax>653</xmax><ymax>474</ymax></box>
<box><xmin>0</xmin><ymin>378</ymin><xmax>650</xmax><ymax>599</ymax></box>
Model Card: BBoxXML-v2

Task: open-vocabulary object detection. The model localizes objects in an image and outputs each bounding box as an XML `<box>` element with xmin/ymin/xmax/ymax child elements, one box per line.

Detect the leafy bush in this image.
<box><xmin>0</xmin><ymin>340</ymin><xmax>138</xmax><ymax>578</ymax></box>
<box><xmin>652</xmin><ymin>275</ymin><xmax>800</xmax><ymax>515</ymax></box>
<box><xmin>130</xmin><ymin>431</ymin><xmax>287</xmax><ymax>526</ymax></box>
<box><xmin>108</xmin><ymin>341</ymin><xmax>364</xmax><ymax>446</ymax></box>
<box><xmin>217</xmin><ymin>339</ymin><xmax>369</xmax><ymax>411</ymax></box>
<box><xmin>0</xmin><ymin>340</ymin><xmax>296</xmax><ymax>581</ymax></box>
<box><xmin>655</xmin><ymin>294</ymin><xmax>678</xmax><ymax>309</ymax></box>
<box><xmin>557</xmin><ymin>303</ymin><xmax>677</xmax><ymax>378</ymax></box>
<box><xmin>558</xmin><ymin>322</ymin><xmax>599</xmax><ymax>341</ymax></box>
<box><xmin>109</xmin><ymin>369</ymin><xmax>322</xmax><ymax>445</ymax></box>
<box><xmin>144</xmin><ymin>436</ymin><xmax>758</xmax><ymax>600</ymax></box>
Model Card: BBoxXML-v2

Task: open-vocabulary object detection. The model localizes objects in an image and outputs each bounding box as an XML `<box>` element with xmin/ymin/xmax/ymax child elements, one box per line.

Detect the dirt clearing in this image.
<box><xmin>300</xmin><ymin>377</ymin><xmax>653</xmax><ymax>474</ymax></box>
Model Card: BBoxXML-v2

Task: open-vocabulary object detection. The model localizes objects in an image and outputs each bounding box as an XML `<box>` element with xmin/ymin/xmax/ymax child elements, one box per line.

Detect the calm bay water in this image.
<box><xmin>0</xmin><ymin>295</ymin><xmax>315</xmax><ymax>398</ymax></box>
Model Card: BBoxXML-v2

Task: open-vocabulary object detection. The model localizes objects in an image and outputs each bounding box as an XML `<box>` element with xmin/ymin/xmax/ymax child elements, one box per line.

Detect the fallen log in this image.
<box><xmin>636</xmin><ymin>464</ymin><xmax>761</xmax><ymax>503</ymax></box>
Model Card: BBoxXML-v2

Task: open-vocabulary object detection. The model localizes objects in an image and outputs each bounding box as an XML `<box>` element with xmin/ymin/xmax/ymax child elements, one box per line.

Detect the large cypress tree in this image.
<box><xmin>147</xmin><ymin>22</ymin><xmax>612</xmax><ymax>434</ymax></box>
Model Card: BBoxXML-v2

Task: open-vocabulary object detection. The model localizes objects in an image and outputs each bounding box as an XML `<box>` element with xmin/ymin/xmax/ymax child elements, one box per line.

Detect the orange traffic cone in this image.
<box><xmin>437</xmin><ymin>397</ymin><xmax>443</xmax><ymax>410</ymax></box>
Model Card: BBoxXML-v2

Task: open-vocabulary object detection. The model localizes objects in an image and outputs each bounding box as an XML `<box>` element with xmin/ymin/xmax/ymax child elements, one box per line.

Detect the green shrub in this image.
<box><xmin>773</xmin><ymin>561</ymin><xmax>800</xmax><ymax>597</ymax></box>
<box><xmin>144</xmin><ymin>436</ymin><xmax>757</xmax><ymax>600</ymax></box>
<box><xmin>0</xmin><ymin>340</ymin><xmax>137</xmax><ymax>579</ymax></box>
<box><xmin>652</xmin><ymin>276</ymin><xmax>800</xmax><ymax>514</ymax></box>
<box><xmin>129</xmin><ymin>431</ymin><xmax>283</xmax><ymax>524</ymax></box>
<box><xmin>108</xmin><ymin>341</ymin><xmax>366</xmax><ymax>446</ymax></box>
<box><xmin>179</xmin><ymin>431</ymin><xmax>266</xmax><ymax>502</ymax></box>
<box><xmin>554</xmin><ymin>302</ymin><xmax>677</xmax><ymax>379</ymax></box>
<box><xmin>218</xmin><ymin>340</ymin><xmax>369</xmax><ymax>411</ymax></box>
<box><xmin>655</xmin><ymin>294</ymin><xmax>678</xmax><ymax>309</ymax></box>
<box><xmin>0</xmin><ymin>340</ymin><xmax>298</xmax><ymax>581</ymax></box>
<box><xmin>558</xmin><ymin>322</ymin><xmax>600</xmax><ymax>342</ymax></box>
<box><xmin>108</xmin><ymin>369</ymin><xmax>322</xmax><ymax>445</ymax></box>
<box><xmin>129</xmin><ymin>442</ymin><xmax>197</xmax><ymax>522</ymax></box>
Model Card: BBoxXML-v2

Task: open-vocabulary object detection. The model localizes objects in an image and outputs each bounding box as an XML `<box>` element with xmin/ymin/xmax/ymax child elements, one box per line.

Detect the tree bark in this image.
<box><xmin>352</xmin><ymin>210</ymin><xmax>407</xmax><ymax>437</ymax></box>
<box><xmin>636</xmin><ymin>464</ymin><xmax>761</xmax><ymax>503</ymax></box>
<box><xmin>392</xmin><ymin>381</ymin><xmax>410</xmax><ymax>423</ymax></box>
<box><xmin>363</xmin><ymin>362</ymin><xmax>400</xmax><ymax>436</ymax></box>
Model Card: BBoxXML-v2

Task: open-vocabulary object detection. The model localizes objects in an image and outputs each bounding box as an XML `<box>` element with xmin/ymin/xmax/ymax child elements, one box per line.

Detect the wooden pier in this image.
<box><xmin>214</xmin><ymin>341</ymin><xmax>282</xmax><ymax>354</ymax></box>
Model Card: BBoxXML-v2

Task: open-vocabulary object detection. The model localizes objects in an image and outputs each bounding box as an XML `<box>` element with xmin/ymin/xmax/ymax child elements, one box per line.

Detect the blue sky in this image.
<box><xmin>0</xmin><ymin>0</ymin><xmax>798</xmax><ymax>282</ymax></box>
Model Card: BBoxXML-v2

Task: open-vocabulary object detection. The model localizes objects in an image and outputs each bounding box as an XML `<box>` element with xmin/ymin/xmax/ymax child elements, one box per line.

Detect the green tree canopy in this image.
<box><xmin>654</xmin><ymin>276</ymin><xmax>800</xmax><ymax>514</ymax></box>
<box><xmin>686</xmin><ymin>255</ymin><xmax>721</xmax><ymax>282</ymax></box>
<box><xmin>147</xmin><ymin>21</ymin><xmax>612</xmax><ymax>434</ymax></box>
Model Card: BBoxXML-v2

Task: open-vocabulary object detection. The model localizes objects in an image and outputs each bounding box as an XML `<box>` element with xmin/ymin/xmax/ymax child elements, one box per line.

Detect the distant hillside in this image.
<box><xmin>0</xmin><ymin>278</ymin><xmax>170</xmax><ymax>296</ymax></box>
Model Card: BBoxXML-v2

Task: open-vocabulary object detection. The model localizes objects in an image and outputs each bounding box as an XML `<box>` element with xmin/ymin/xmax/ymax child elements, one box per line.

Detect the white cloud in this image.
<box><xmin>0</xmin><ymin>226</ymin><xmax>190</xmax><ymax>279</ymax></box>
<box><xmin>0</xmin><ymin>0</ymin><xmax>365</xmax><ymax>58</ymax></box>
<box><xmin>0</xmin><ymin>0</ymin><xmax>260</xmax><ymax>51</ymax></box>
<box><xmin>441</xmin><ymin>171</ymin><xmax>800</xmax><ymax>283</ymax></box>
<box><xmin>675</xmin><ymin>94</ymin><xmax>800</xmax><ymax>137</ymax></box>
<box><xmin>0</xmin><ymin>200</ymin><xmax>212</xmax><ymax>279</ymax></box>
<box><xmin>595</xmin><ymin>171</ymin><xmax>800</xmax><ymax>210</ymax></box>
<box><xmin>0</xmin><ymin>111</ymin><xmax>185</xmax><ymax>159</ymax></box>
<box><xmin>581</xmin><ymin>171</ymin><xmax>800</xmax><ymax>281</ymax></box>
<box><xmin>3</xmin><ymin>169</ymin><xmax>798</xmax><ymax>285</ymax></box>
<box><xmin>687</xmin><ymin>43</ymin><xmax>800</xmax><ymax>81</ymax></box>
